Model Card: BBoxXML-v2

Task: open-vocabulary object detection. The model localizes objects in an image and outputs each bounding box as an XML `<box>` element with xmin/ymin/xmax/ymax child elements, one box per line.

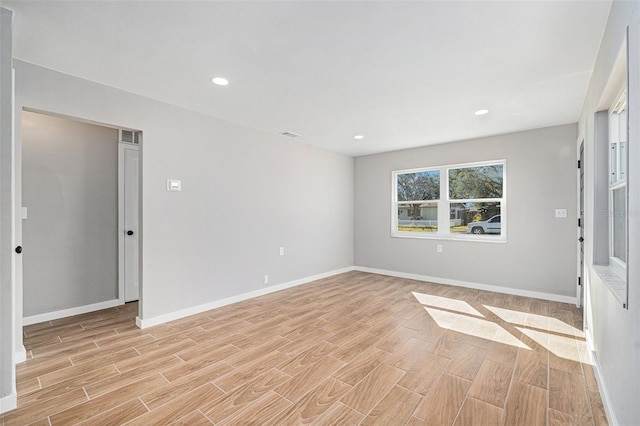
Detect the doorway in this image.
<box><xmin>119</xmin><ymin>136</ymin><xmax>140</xmax><ymax>303</ymax></box>
<box><xmin>21</xmin><ymin>111</ymin><xmax>140</xmax><ymax>322</ymax></box>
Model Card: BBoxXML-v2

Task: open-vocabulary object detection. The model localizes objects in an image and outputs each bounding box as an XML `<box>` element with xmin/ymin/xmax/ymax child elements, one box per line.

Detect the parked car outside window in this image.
<box><xmin>466</xmin><ymin>214</ymin><xmax>501</xmax><ymax>234</ymax></box>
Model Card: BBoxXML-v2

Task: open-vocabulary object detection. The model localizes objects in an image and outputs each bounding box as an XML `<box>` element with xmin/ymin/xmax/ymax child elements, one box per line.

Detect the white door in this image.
<box><xmin>119</xmin><ymin>143</ymin><xmax>139</xmax><ymax>302</ymax></box>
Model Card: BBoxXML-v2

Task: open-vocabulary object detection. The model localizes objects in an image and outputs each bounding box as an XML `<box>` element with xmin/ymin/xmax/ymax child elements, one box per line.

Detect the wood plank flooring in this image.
<box><xmin>1</xmin><ymin>271</ymin><xmax>607</xmax><ymax>425</ymax></box>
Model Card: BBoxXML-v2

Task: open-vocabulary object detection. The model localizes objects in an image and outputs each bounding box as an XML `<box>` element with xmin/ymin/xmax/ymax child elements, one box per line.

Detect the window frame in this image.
<box><xmin>608</xmin><ymin>89</ymin><xmax>628</xmax><ymax>274</ymax></box>
<box><xmin>391</xmin><ymin>159</ymin><xmax>507</xmax><ymax>242</ymax></box>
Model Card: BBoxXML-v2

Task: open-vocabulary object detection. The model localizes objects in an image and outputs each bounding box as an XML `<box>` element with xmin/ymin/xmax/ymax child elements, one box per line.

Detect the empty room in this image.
<box><xmin>0</xmin><ymin>1</ymin><xmax>638</xmax><ymax>425</ymax></box>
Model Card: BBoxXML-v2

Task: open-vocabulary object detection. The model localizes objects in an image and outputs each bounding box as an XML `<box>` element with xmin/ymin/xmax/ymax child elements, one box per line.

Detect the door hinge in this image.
<box><xmin>578</xmin><ymin>218</ymin><xmax>581</xmax><ymax>227</ymax></box>
<box><xmin>578</xmin><ymin>277</ymin><xmax>582</xmax><ymax>287</ymax></box>
<box><xmin>578</xmin><ymin>160</ymin><xmax>581</xmax><ymax>169</ymax></box>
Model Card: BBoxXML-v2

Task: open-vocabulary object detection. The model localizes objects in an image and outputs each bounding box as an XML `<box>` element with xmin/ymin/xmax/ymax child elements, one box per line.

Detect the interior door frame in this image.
<box><xmin>17</xmin><ymin>113</ymin><xmax>142</xmax><ymax>316</ymax></box>
<box><xmin>577</xmin><ymin>140</ymin><xmax>585</xmax><ymax>308</ymax></box>
<box><xmin>0</xmin><ymin>6</ymin><xmax>18</xmax><ymax>413</ymax></box>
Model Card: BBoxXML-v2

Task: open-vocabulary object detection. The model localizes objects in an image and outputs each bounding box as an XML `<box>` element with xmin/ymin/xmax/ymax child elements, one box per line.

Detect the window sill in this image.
<box><xmin>391</xmin><ymin>233</ymin><xmax>507</xmax><ymax>243</ymax></box>
<box><xmin>593</xmin><ymin>264</ymin><xmax>627</xmax><ymax>306</ymax></box>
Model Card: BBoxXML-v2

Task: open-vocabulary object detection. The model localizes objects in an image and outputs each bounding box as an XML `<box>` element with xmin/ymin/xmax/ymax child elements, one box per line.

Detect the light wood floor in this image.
<box><xmin>2</xmin><ymin>272</ymin><xmax>607</xmax><ymax>425</ymax></box>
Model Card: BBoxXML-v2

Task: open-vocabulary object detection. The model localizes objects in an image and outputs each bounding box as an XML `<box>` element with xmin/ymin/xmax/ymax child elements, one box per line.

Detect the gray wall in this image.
<box><xmin>14</xmin><ymin>61</ymin><xmax>354</xmax><ymax>321</ymax></box>
<box><xmin>578</xmin><ymin>1</ymin><xmax>640</xmax><ymax>424</ymax></box>
<box><xmin>0</xmin><ymin>6</ymin><xmax>15</xmax><ymax>407</ymax></box>
<box><xmin>355</xmin><ymin>124</ymin><xmax>578</xmax><ymax>298</ymax></box>
<box><xmin>21</xmin><ymin>111</ymin><xmax>118</xmax><ymax>316</ymax></box>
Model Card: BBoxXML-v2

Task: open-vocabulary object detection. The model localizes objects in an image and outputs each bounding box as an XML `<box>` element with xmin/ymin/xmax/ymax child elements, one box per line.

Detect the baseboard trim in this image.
<box><xmin>585</xmin><ymin>333</ymin><xmax>617</xmax><ymax>426</ymax></box>
<box><xmin>15</xmin><ymin>344</ymin><xmax>26</xmax><ymax>363</ymax></box>
<box><xmin>0</xmin><ymin>392</ymin><xmax>17</xmax><ymax>414</ymax></box>
<box><xmin>23</xmin><ymin>299</ymin><xmax>121</xmax><ymax>326</ymax></box>
<box><xmin>137</xmin><ymin>267</ymin><xmax>354</xmax><ymax>329</ymax></box>
<box><xmin>353</xmin><ymin>266</ymin><xmax>577</xmax><ymax>304</ymax></box>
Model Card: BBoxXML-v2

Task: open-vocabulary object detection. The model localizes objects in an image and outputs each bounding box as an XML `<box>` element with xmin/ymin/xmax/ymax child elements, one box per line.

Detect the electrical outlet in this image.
<box><xmin>264</xmin><ymin>275</ymin><xmax>269</xmax><ymax>284</ymax></box>
<box><xmin>437</xmin><ymin>244</ymin><xmax>443</xmax><ymax>253</ymax></box>
<box><xmin>279</xmin><ymin>247</ymin><xmax>284</xmax><ymax>256</ymax></box>
<box><xmin>555</xmin><ymin>208</ymin><xmax>567</xmax><ymax>218</ymax></box>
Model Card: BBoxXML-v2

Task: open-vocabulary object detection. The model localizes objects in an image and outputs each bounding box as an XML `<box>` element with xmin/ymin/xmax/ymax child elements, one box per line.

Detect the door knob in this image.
<box><xmin>15</xmin><ymin>246</ymin><xmax>22</xmax><ymax>254</ymax></box>
<box><xmin>127</xmin><ymin>230</ymin><xmax>134</xmax><ymax>236</ymax></box>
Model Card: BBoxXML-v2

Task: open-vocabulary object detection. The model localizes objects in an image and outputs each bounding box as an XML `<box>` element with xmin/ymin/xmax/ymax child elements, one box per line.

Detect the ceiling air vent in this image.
<box><xmin>120</xmin><ymin>129</ymin><xmax>141</xmax><ymax>145</ymax></box>
<box><xmin>280</xmin><ymin>131</ymin><xmax>300</xmax><ymax>138</ymax></box>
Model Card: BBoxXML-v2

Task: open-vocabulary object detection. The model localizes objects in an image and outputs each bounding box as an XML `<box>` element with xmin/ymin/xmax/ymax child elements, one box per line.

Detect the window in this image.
<box><xmin>608</xmin><ymin>90</ymin><xmax>627</xmax><ymax>270</ymax></box>
<box><xmin>396</xmin><ymin>169</ymin><xmax>440</xmax><ymax>233</ymax></box>
<box><xmin>592</xmin><ymin>42</ymin><xmax>628</xmax><ymax>308</ymax></box>
<box><xmin>392</xmin><ymin>160</ymin><xmax>505</xmax><ymax>241</ymax></box>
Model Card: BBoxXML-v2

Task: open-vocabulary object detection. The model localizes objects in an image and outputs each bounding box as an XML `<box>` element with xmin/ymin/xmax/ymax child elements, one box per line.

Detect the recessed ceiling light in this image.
<box><xmin>474</xmin><ymin>109</ymin><xmax>489</xmax><ymax>116</ymax></box>
<box><xmin>354</xmin><ymin>135</ymin><xmax>364</xmax><ymax>140</ymax></box>
<box><xmin>211</xmin><ymin>77</ymin><xmax>229</xmax><ymax>86</ymax></box>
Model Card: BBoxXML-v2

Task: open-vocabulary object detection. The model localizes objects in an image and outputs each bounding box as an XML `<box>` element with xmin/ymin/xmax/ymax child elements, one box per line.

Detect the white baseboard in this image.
<box><xmin>137</xmin><ymin>265</ymin><xmax>578</xmax><ymax>329</ymax></box>
<box><xmin>137</xmin><ymin>267</ymin><xmax>354</xmax><ymax>329</ymax></box>
<box><xmin>15</xmin><ymin>344</ymin><xmax>26</xmax><ymax>363</ymax></box>
<box><xmin>23</xmin><ymin>299</ymin><xmax>121</xmax><ymax>326</ymax></box>
<box><xmin>0</xmin><ymin>392</ymin><xmax>17</xmax><ymax>414</ymax></box>
<box><xmin>585</xmin><ymin>333</ymin><xmax>617</xmax><ymax>426</ymax></box>
<box><xmin>353</xmin><ymin>266</ymin><xmax>577</xmax><ymax>304</ymax></box>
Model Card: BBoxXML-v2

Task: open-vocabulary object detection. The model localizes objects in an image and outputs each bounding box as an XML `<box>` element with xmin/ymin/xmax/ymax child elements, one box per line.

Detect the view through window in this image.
<box><xmin>393</xmin><ymin>160</ymin><xmax>505</xmax><ymax>240</ymax></box>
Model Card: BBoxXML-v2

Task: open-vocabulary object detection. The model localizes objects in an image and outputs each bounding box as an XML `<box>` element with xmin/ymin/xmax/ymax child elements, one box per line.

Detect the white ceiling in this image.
<box><xmin>3</xmin><ymin>1</ymin><xmax>611</xmax><ymax>157</ymax></box>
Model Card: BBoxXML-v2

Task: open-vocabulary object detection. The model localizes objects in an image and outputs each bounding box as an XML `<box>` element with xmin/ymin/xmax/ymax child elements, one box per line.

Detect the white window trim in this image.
<box><xmin>391</xmin><ymin>159</ymin><xmax>507</xmax><ymax>242</ymax></box>
<box><xmin>595</xmin><ymin>86</ymin><xmax>629</xmax><ymax>305</ymax></box>
<box><xmin>608</xmin><ymin>89</ymin><xmax>628</xmax><ymax>272</ymax></box>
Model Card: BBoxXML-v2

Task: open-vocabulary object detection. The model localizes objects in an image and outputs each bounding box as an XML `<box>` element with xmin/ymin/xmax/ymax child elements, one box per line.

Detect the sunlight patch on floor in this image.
<box><xmin>484</xmin><ymin>305</ymin><xmax>583</xmax><ymax>337</ymax></box>
<box><xmin>516</xmin><ymin>326</ymin><xmax>590</xmax><ymax>365</ymax></box>
<box><xmin>413</xmin><ymin>293</ymin><xmax>589</xmax><ymax>362</ymax></box>
<box><xmin>425</xmin><ymin>307</ymin><xmax>529</xmax><ymax>349</ymax></box>
<box><xmin>412</xmin><ymin>292</ymin><xmax>484</xmax><ymax>317</ymax></box>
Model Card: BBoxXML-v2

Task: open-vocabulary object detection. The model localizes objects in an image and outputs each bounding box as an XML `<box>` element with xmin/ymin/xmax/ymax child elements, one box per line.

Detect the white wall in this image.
<box><xmin>21</xmin><ymin>111</ymin><xmax>119</xmax><ymax>316</ymax></box>
<box><xmin>355</xmin><ymin>124</ymin><xmax>578</xmax><ymax>300</ymax></box>
<box><xmin>14</xmin><ymin>61</ymin><xmax>354</xmax><ymax>323</ymax></box>
<box><xmin>0</xmin><ymin>6</ymin><xmax>16</xmax><ymax>413</ymax></box>
<box><xmin>578</xmin><ymin>1</ymin><xmax>640</xmax><ymax>424</ymax></box>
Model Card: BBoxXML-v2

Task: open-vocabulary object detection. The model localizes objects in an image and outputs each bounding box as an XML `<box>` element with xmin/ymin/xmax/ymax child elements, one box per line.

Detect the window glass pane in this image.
<box><xmin>449</xmin><ymin>202</ymin><xmax>501</xmax><ymax>235</ymax></box>
<box><xmin>449</xmin><ymin>164</ymin><xmax>503</xmax><ymax>199</ymax></box>
<box><xmin>619</xmin><ymin>107</ymin><xmax>627</xmax><ymax>143</ymax></box>
<box><xmin>612</xmin><ymin>187</ymin><xmax>626</xmax><ymax>262</ymax></box>
<box><xmin>620</xmin><ymin>141</ymin><xmax>627</xmax><ymax>181</ymax></box>
<box><xmin>397</xmin><ymin>170</ymin><xmax>440</xmax><ymax>202</ymax></box>
<box><xmin>398</xmin><ymin>202</ymin><xmax>438</xmax><ymax>233</ymax></box>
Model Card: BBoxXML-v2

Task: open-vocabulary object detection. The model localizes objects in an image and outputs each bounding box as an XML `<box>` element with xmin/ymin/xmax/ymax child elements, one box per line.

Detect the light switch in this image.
<box><xmin>21</xmin><ymin>207</ymin><xmax>27</xmax><ymax>220</ymax></box>
<box><xmin>167</xmin><ymin>179</ymin><xmax>182</xmax><ymax>192</ymax></box>
<box><xmin>555</xmin><ymin>208</ymin><xmax>567</xmax><ymax>218</ymax></box>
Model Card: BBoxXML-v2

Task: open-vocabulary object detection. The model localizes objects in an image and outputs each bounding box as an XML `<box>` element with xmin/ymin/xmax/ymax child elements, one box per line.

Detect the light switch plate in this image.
<box><xmin>555</xmin><ymin>208</ymin><xmax>567</xmax><ymax>218</ymax></box>
<box><xmin>167</xmin><ymin>179</ymin><xmax>182</xmax><ymax>191</ymax></box>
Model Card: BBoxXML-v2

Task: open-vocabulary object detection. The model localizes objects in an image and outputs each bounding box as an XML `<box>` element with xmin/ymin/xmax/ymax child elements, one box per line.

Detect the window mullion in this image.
<box><xmin>441</xmin><ymin>167</ymin><xmax>449</xmax><ymax>234</ymax></box>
